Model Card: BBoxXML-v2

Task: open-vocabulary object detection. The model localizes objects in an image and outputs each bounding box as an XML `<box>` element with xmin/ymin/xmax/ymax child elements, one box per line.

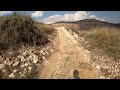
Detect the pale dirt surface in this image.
<box><xmin>39</xmin><ymin>27</ymin><xmax>99</xmax><ymax>79</ymax></box>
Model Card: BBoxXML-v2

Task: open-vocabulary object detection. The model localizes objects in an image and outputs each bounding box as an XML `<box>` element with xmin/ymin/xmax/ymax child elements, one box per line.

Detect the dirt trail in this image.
<box><xmin>39</xmin><ymin>27</ymin><xmax>99</xmax><ymax>79</ymax></box>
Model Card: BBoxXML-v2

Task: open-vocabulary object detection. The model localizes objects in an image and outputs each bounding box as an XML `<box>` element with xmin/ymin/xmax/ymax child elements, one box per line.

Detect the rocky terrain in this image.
<box><xmin>0</xmin><ymin>42</ymin><xmax>55</xmax><ymax>79</ymax></box>
<box><xmin>0</xmin><ymin>31</ymin><xmax>58</xmax><ymax>79</ymax></box>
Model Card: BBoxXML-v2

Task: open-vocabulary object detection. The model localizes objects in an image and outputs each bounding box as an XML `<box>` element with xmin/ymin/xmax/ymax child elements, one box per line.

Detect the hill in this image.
<box><xmin>54</xmin><ymin>19</ymin><xmax>120</xmax><ymax>30</ymax></box>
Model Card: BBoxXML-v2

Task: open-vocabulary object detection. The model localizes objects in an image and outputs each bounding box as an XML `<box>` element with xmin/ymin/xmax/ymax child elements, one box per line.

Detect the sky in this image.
<box><xmin>0</xmin><ymin>11</ymin><xmax>120</xmax><ymax>24</ymax></box>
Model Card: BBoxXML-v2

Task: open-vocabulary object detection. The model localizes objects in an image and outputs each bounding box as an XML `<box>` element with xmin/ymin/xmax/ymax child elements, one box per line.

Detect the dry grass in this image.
<box><xmin>80</xmin><ymin>27</ymin><xmax>120</xmax><ymax>60</ymax></box>
<box><xmin>35</xmin><ymin>22</ymin><xmax>54</xmax><ymax>36</ymax></box>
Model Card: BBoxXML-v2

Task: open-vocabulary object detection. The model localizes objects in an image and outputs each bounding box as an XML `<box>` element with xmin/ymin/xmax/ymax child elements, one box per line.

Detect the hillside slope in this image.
<box><xmin>54</xmin><ymin>19</ymin><xmax>120</xmax><ymax>30</ymax></box>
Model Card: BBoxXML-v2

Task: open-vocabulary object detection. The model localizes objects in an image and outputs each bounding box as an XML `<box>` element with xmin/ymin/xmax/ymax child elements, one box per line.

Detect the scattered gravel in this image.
<box><xmin>0</xmin><ymin>44</ymin><xmax>54</xmax><ymax>79</ymax></box>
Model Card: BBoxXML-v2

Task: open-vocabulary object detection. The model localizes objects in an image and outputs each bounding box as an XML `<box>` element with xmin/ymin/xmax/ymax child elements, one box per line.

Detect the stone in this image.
<box><xmin>0</xmin><ymin>57</ymin><xmax>3</xmax><ymax>63</ymax></box>
<box><xmin>8</xmin><ymin>52</ymin><xmax>13</xmax><ymax>55</ymax></box>
<box><xmin>18</xmin><ymin>72</ymin><xmax>22</xmax><ymax>75</ymax></box>
<box><xmin>0</xmin><ymin>64</ymin><xmax>5</xmax><ymax>70</ymax></box>
<box><xmin>32</xmin><ymin>54</ymin><xmax>38</xmax><ymax>59</ymax></box>
<box><xmin>6</xmin><ymin>58</ymin><xmax>9</xmax><ymax>61</ymax></box>
<box><xmin>85</xmin><ymin>50</ymin><xmax>90</xmax><ymax>54</ymax></box>
<box><xmin>23</xmin><ymin>68</ymin><xmax>27</xmax><ymax>72</ymax></box>
<box><xmin>12</xmin><ymin>61</ymin><xmax>19</xmax><ymax>67</ymax></box>
<box><xmin>85</xmin><ymin>41</ymin><xmax>89</xmax><ymax>44</ymax></box>
<box><xmin>73</xmin><ymin>33</ymin><xmax>78</xmax><ymax>39</ymax></box>
<box><xmin>115</xmin><ymin>65</ymin><xmax>118</xmax><ymax>68</ymax></box>
<box><xmin>17</xmin><ymin>55</ymin><xmax>21</xmax><ymax>59</ymax></box>
<box><xmin>0</xmin><ymin>56</ymin><xmax>2</xmax><ymax>59</ymax></box>
<box><xmin>45</xmin><ymin>51</ymin><xmax>49</xmax><ymax>55</ymax></box>
<box><xmin>28</xmin><ymin>67</ymin><xmax>32</xmax><ymax>71</ymax></box>
<box><xmin>2</xmin><ymin>69</ymin><xmax>7</xmax><ymax>73</ymax></box>
<box><xmin>3</xmin><ymin>60</ymin><xmax>7</xmax><ymax>65</ymax></box>
<box><xmin>81</xmin><ymin>37</ymin><xmax>85</xmax><ymax>42</ymax></box>
<box><xmin>50</xmin><ymin>49</ymin><xmax>54</xmax><ymax>53</ymax></box>
<box><xmin>42</xmin><ymin>56</ymin><xmax>46</xmax><ymax>60</ymax></box>
<box><xmin>20</xmin><ymin>74</ymin><xmax>25</xmax><ymax>77</ymax></box>
<box><xmin>8</xmin><ymin>73</ymin><xmax>15</xmax><ymax>78</ymax></box>
<box><xmin>33</xmin><ymin>58</ymin><xmax>38</xmax><ymax>64</ymax></box>
<box><xmin>99</xmin><ymin>76</ymin><xmax>105</xmax><ymax>79</ymax></box>
<box><xmin>29</xmin><ymin>55</ymin><xmax>33</xmax><ymax>60</ymax></box>
<box><xmin>42</xmin><ymin>52</ymin><xmax>46</xmax><ymax>56</ymax></box>
<box><xmin>40</xmin><ymin>50</ymin><xmax>43</xmax><ymax>54</ymax></box>
<box><xmin>21</xmin><ymin>56</ymin><xmax>25</xmax><ymax>62</ymax></box>
<box><xmin>6</xmin><ymin>61</ymin><xmax>13</xmax><ymax>66</ymax></box>
<box><xmin>24</xmin><ymin>63</ymin><xmax>28</xmax><ymax>67</ymax></box>
<box><xmin>22</xmin><ymin>52</ymin><xmax>27</xmax><ymax>56</ymax></box>
<box><xmin>27</xmin><ymin>62</ymin><xmax>31</xmax><ymax>65</ymax></box>
<box><xmin>20</xmin><ymin>64</ymin><xmax>25</xmax><ymax>69</ymax></box>
<box><xmin>96</xmin><ymin>65</ymin><xmax>100</xmax><ymax>70</ymax></box>
<box><xmin>13</xmin><ymin>69</ymin><xmax>17</xmax><ymax>73</ymax></box>
<box><xmin>26</xmin><ymin>58</ymin><xmax>30</xmax><ymax>61</ymax></box>
<box><xmin>46</xmin><ymin>46</ymin><xmax>50</xmax><ymax>49</ymax></box>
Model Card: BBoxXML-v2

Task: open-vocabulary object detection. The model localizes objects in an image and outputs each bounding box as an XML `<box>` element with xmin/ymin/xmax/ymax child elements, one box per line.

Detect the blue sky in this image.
<box><xmin>0</xmin><ymin>11</ymin><xmax>120</xmax><ymax>24</ymax></box>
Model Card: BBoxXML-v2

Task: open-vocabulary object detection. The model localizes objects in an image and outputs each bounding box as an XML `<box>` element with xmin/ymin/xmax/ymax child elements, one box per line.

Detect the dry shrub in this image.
<box><xmin>0</xmin><ymin>12</ymin><xmax>49</xmax><ymax>53</ymax></box>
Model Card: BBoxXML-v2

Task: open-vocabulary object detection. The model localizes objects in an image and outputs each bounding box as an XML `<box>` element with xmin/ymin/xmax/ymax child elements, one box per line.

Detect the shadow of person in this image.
<box><xmin>73</xmin><ymin>69</ymin><xmax>80</xmax><ymax>79</ymax></box>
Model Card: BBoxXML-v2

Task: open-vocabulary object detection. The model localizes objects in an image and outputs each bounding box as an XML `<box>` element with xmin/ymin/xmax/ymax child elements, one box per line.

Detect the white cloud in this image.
<box><xmin>0</xmin><ymin>11</ymin><xmax>12</xmax><ymax>16</ymax></box>
<box><xmin>43</xmin><ymin>11</ymin><xmax>103</xmax><ymax>24</ymax></box>
<box><xmin>31</xmin><ymin>11</ymin><xmax>44</xmax><ymax>18</ymax></box>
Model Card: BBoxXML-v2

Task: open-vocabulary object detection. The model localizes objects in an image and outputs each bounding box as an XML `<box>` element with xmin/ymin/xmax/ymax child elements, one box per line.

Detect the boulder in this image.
<box><xmin>0</xmin><ymin>64</ymin><xmax>5</xmax><ymax>70</ymax></box>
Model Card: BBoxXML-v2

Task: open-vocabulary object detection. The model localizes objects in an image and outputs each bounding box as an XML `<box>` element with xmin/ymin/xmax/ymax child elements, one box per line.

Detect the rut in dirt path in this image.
<box><xmin>39</xmin><ymin>27</ymin><xmax>99</xmax><ymax>79</ymax></box>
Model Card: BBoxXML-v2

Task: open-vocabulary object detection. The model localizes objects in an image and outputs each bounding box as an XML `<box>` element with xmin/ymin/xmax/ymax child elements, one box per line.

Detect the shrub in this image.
<box><xmin>0</xmin><ymin>12</ymin><xmax>49</xmax><ymax>52</ymax></box>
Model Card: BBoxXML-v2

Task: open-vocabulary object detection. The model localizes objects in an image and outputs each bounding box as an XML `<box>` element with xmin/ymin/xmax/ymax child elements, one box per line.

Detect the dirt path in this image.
<box><xmin>39</xmin><ymin>27</ymin><xmax>99</xmax><ymax>79</ymax></box>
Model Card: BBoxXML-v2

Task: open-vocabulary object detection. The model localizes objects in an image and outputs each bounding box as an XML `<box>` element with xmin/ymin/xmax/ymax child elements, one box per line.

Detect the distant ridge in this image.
<box><xmin>54</xmin><ymin>19</ymin><xmax>120</xmax><ymax>30</ymax></box>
